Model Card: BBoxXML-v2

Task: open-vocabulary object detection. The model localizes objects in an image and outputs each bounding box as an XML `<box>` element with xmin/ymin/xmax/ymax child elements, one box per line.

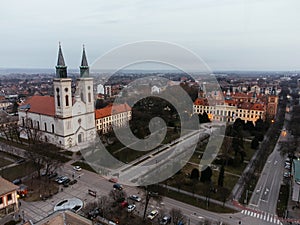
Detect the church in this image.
<box><xmin>18</xmin><ymin>44</ymin><xmax>97</xmax><ymax>151</ymax></box>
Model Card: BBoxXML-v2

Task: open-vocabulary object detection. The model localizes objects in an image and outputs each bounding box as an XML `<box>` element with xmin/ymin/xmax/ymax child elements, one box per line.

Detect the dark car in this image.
<box><xmin>160</xmin><ymin>215</ymin><xmax>171</xmax><ymax>225</ymax></box>
<box><xmin>12</xmin><ymin>179</ymin><xmax>22</xmax><ymax>185</ymax></box>
<box><xmin>69</xmin><ymin>179</ymin><xmax>77</xmax><ymax>185</ymax></box>
<box><xmin>48</xmin><ymin>172</ymin><xmax>58</xmax><ymax>179</ymax></box>
<box><xmin>113</xmin><ymin>183</ymin><xmax>123</xmax><ymax>190</ymax></box>
<box><xmin>63</xmin><ymin>178</ymin><xmax>71</xmax><ymax>185</ymax></box>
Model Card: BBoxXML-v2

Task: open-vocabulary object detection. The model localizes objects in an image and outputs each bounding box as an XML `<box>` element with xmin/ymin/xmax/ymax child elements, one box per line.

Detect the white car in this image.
<box><xmin>73</xmin><ymin>166</ymin><xmax>82</xmax><ymax>171</ymax></box>
<box><xmin>147</xmin><ymin>209</ymin><xmax>159</xmax><ymax>220</ymax></box>
<box><xmin>129</xmin><ymin>195</ymin><xmax>141</xmax><ymax>202</ymax></box>
<box><xmin>127</xmin><ymin>204</ymin><xmax>136</xmax><ymax>212</ymax></box>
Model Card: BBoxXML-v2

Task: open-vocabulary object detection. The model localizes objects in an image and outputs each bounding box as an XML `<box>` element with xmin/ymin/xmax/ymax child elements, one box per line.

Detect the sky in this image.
<box><xmin>0</xmin><ymin>0</ymin><xmax>300</xmax><ymax>71</ymax></box>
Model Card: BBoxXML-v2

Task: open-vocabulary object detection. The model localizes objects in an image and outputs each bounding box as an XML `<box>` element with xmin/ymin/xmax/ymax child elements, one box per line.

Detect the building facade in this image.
<box><xmin>18</xmin><ymin>45</ymin><xmax>97</xmax><ymax>150</ymax></box>
<box><xmin>95</xmin><ymin>103</ymin><xmax>132</xmax><ymax>134</ymax></box>
<box><xmin>193</xmin><ymin>90</ymin><xmax>274</xmax><ymax>124</ymax></box>
<box><xmin>0</xmin><ymin>177</ymin><xmax>19</xmax><ymax>218</ymax></box>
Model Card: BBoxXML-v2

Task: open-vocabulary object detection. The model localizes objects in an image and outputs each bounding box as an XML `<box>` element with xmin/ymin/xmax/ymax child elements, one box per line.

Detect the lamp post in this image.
<box><xmin>22</xmin><ymin>210</ymin><xmax>25</xmax><ymax>222</ymax></box>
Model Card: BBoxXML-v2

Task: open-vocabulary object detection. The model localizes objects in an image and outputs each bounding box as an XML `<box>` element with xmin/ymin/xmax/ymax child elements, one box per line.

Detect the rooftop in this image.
<box><xmin>95</xmin><ymin>103</ymin><xmax>131</xmax><ymax>119</ymax></box>
<box><xmin>0</xmin><ymin>177</ymin><xmax>19</xmax><ymax>196</ymax></box>
<box><xmin>19</xmin><ymin>96</ymin><xmax>55</xmax><ymax>116</ymax></box>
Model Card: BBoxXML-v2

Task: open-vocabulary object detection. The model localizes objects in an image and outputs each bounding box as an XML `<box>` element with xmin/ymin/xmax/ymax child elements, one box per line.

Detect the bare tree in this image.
<box><xmin>170</xmin><ymin>208</ymin><xmax>186</xmax><ymax>225</ymax></box>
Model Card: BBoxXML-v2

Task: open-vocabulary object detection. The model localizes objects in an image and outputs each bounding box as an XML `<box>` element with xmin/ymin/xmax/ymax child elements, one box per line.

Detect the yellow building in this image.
<box><xmin>95</xmin><ymin>103</ymin><xmax>132</xmax><ymax>134</ymax></box>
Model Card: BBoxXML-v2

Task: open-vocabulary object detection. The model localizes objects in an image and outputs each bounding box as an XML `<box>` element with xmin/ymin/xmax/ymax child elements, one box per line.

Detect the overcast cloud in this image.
<box><xmin>0</xmin><ymin>0</ymin><xmax>299</xmax><ymax>70</ymax></box>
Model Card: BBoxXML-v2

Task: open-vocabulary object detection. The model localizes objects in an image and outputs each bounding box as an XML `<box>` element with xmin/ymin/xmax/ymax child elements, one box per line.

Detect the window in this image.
<box><xmin>0</xmin><ymin>197</ymin><xmax>2</xmax><ymax>204</ymax></box>
<box><xmin>44</xmin><ymin>123</ymin><xmax>47</xmax><ymax>132</ymax></box>
<box><xmin>37</xmin><ymin>121</ymin><xmax>40</xmax><ymax>130</ymax></box>
<box><xmin>22</xmin><ymin>117</ymin><xmax>25</xmax><ymax>127</ymax></box>
<box><xmin>88</xmin><ymin>92</ymin><xmax>91</xmax><ymax>103</ymax></box>
<box><xmin>57</xmin><ymin>94</ymin><xmax>60</xmax><ymax>107</ymax></box>
<box><xmin>65</xmin><ymin>95</ymin><xmax>69</xmax><ymax>106</ymax></box>
<box><xmin>52</xmin><ymin>124</ymin><xmax>54</xmax><ymax>133</ymax></box>
<box><xmin>7</xmin><ymin>194</ymin><xmax>12</xmax><ymax>201</ymax></box>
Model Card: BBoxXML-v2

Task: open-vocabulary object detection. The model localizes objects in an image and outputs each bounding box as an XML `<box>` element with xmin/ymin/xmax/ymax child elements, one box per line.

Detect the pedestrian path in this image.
<box><xmin>241</xmin><ymin>209</ymin><xmax>282</xmax><ymax>224</ymax></box>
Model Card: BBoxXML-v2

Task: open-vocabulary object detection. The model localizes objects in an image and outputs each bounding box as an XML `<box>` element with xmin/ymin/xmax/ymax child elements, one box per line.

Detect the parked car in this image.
<box><xmin>160</xmin><ymin>215</ymin><xmax>171</xmax><ymax>225</ymax></box>
<box><xmin>63</xmin><ymin>178</ymin><xmax>71</xmax><ymax>185</ymax></box>
<box><xmin>127</xmin><ymin>204</ymin><xmax>136</xmax><ymax>212</ymax></box>
<box><xmin>12</xmin><ymin>179</ymin><xmax>22</xmax><ymax>185</ymax></box>
<box><xmin>57</xmin><ymin>176</ymin><xmax>68</xmax><ymax>184</ymax></box>
<box><xmin>284</xmin><ymin>172</ymin><xmax>291</xmax><ymax>178</ymax></box>
<box><xmin>55</xmin><ymin>176</ymin><xmax>64</xmax><ymax>182</ymax></box>
<box><xmin>69</xmin><ymin>179</ymin><xmax>77</xmax><ymax>185</ymax></box>
<box><xmin>285</xmin><ymin>164</ymin><xmax>291</xmax><ymax>169</ymax></box>
<box><xmin>113</xmin><ymin>183</ymin><xmax>123</xmax><ymax>190</ymax></box>
<box><xmin>48</xmin><ymin>172</ymin><xmax>58</xmax><ymax>179</ymax></box>
<box><xmin>73</xmin><ymin>166</ymin><xmax>82</xmax><ymax>171</ymax></box>
<box><xmin>16</xmin><ymin>159</ymin><xmax>25</xmax><ymax>164</ymax></box>
<box><xmin>109</xmin><ymin>177</ymin><xmax>118</xmax><ymax>183</ymax></box>
<box><xmin>129</xmin><ymin>195</ymin><xmax>141</xmax><ymax>202</ymax></box>
<box><xmin>147</xmin><ymin>210</ymin><xmax>159</xmax><ymax>220</ymax></box>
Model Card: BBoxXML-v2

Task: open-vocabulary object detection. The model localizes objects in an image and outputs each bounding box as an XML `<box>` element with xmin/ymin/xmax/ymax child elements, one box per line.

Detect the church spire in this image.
<box><xmin>80</xmin><ymin>44</ymin><xmax>89</xmax><ymax>77</ymax></box>
<box><xmin>56</xmin><ymin>42</ymin><xmax>67</xmax><ymax>78</ymax></box>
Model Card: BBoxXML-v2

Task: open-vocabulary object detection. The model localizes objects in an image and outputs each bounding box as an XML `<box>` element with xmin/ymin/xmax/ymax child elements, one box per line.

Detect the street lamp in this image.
<box><xmin>22</xmin><ymin>210</ymin><xmax>25</xmax><ymax>222</ymax></box>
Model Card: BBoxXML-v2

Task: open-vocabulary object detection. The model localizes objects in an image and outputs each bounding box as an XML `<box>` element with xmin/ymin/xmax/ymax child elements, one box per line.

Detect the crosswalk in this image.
<box><xmin>241</xmin><ymin>210</ymin><xmax>283</xmax><ymax>224</ymax></box>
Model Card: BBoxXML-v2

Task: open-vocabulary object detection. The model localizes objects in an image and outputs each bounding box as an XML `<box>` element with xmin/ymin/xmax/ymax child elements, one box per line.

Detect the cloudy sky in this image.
<box><xmin>0</xmin><ymin>0</ymin><xmax>300</xmax><ymax>71</ymax></box>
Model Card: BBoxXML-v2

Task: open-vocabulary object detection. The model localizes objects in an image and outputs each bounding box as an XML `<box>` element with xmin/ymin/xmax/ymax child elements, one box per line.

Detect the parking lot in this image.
<box><xmin>19</xmin><ymin>162</ymin><xmax>153</xmax><ymax>223</ymax></box>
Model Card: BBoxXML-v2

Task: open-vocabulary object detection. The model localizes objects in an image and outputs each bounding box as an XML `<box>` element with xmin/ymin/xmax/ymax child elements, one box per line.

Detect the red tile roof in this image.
<box><xmin>194</xmin><ymin>98</ymin><xmax>209</xmax><ymax>106</ymax></box>
<box><xmin>95</xmin><ymin>103</ymin><xmax>131</xmax><ymax>119</ymax></box>
<box><xmin>0</xmin><ymin>177</ymin><xmax>19</xmax><ymax>196</ymax></box>
<box><xmin>20</xmin><ymin>96</ymin><xmax>55</xmax><ymax>116</ymax></box>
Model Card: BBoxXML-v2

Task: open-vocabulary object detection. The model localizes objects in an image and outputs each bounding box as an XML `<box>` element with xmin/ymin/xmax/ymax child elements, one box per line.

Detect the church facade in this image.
<box><xmin>18</xmin><ymin>44</ymin><xmax>97</xmax><ymax>150</ymax></box>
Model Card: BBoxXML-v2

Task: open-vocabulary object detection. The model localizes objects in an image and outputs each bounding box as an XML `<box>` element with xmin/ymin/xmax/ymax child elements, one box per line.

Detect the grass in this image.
<box><xmin>0</xmin><ymin>151</ymin><xmax>21</xmax><ymax>161</ymax></box>
<box><xmin>1</xmin><ymin>161</ymin><xmax>36</xmax><ymax>181</ymax></box>
<box><xmin>239</xmin><ymin>173</ymin><xmax>259</xmax><ymax>205</ymax></box>
<box><xmin>161</xmin><ymin>187</ymin><xmax>236</xmax><ymax>213</ymax></box>
<box><xmin>59</xmin><ymin>150</ymin><xmax>74</xmax><ymax>157</ymax></box>
<box><xmin>276</xmin><ymin>184</ymin><xmax>289</xmax><ymax>217</ymax></box>
<box><xmin>0</xmin><ymin>157</ymin><xmax>12</xmax><ymax>168</ymax></box>
<box><xmin>164</xmin><ymin>163</ymin><xmax>238</xmax><ymax>202</ymax></box>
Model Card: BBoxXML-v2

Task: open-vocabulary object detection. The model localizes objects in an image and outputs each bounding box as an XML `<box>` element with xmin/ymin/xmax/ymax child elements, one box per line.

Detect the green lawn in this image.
<box><xmin>161</xmin><ymin>187</ymin><xmax>236</xmax><ymax>213</ymax></box>
<box><xmin>0</xmin><ymin>158</ymin><xmax>12</xmax><ymax>168</ymax></box>
<box><xmin>1</xmin><ymin>161</ymin><xmax>36</xmax><ymax>181</ymax></box>
<box><xmin>165</xmin><ymin>163</ymin><xmax>238</xmax><ymax>202</ymax></box>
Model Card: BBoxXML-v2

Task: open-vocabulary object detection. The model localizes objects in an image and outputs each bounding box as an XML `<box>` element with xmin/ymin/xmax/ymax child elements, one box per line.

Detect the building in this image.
<box><xmin>18</xmin><ymin>44</ymin><xmax>97</xmax><ymax>150</ymax></box>
<box><xmin>0</xmin><ymin>177</ymin><xmax>19</xmax><ymax>218</ymax></box>
<box><xmin>193</xmin><ymin>90</ymin><xmax>271</xmax><ymax>124</ymax></box>
<box><xmin>35</xmin><ymin>210</ymin><xmax>92</xmax><ymax>225</ymax></box>
<box><xmin>95</xmin><ymin>103</ymin><xmax>132</xmax><ymax>134</ymax></box>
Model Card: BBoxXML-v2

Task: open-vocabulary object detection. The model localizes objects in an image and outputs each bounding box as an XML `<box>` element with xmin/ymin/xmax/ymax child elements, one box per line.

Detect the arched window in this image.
<box><xmin>52</xmin><ymin>124</ymin><xmax>54</xmax><ymax>133</ymax></box>
<box><xmin>56</xmin><ymin>88</ymin><xmax>60</xmax><ymax>107</ymax></box>
<box><xmin>80</xmin><ymin>92</ymin><xmax>84</xmax><ymax>102</ymax></box>
<box><xmin>88</xmin><ymin>92</ymin><xmax>91</xmax><ymax>103</ymax></box>
<box><xmin>37</xmin><ymin>121</ymin><xmax>40</xmax><ymax>130</ymax></box>
<box><xmin>65</xmin><ymin>95</ymin><xmax>69</xmax><ymax>106</ymax></box>
<box><xmin>44</xmin><ymin>123</ymin><xmax>47</xmax><ymax>132</ymax></box>
<box><xmin>57</xmin><ymin>94</ymin><xmax>60</xmax><ymax>107</ymax></box>
<box><xmin>78</xmin><ymin>133</ymin><xmax>82</xmax><ymax>143</ymax></box>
